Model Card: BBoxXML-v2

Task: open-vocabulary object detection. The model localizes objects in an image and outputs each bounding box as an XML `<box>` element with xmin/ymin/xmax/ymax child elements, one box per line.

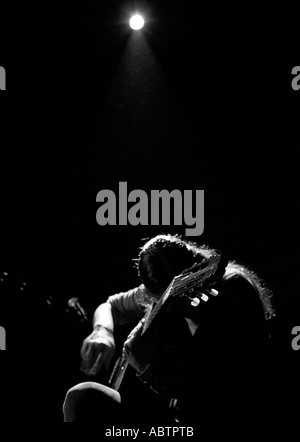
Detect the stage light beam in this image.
<box><xmin>129</xmin><ymin>14</ymin><xmax>145</xmax><ymax>31</ymax></box>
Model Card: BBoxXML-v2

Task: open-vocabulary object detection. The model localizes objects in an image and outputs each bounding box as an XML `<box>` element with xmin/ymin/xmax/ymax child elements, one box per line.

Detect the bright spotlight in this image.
<box><xmin>129</xmin><ymin>14</ymin><xmax>145</xmax><ymax>31</ymax></box>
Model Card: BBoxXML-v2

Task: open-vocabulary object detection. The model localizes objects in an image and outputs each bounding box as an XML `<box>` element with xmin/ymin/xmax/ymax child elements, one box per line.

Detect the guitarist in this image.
<box><xmin>63</xmin><ymin>234</ymin><xmax>276</xmax><ymax>423</ymax></box>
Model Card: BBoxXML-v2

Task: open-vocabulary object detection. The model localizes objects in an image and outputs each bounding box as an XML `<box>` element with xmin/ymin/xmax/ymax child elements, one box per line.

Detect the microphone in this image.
<box><xmin>67</xmin><ymin>297</ymin><xmax>89</xmax><ymax>328</ymax></box>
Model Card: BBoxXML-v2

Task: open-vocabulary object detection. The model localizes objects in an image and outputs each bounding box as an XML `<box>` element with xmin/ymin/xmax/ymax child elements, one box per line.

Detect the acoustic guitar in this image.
<box><xmin>108</xmin><ymin>253</ymin><xmax>226</xmax><ymax>392</ymax></box>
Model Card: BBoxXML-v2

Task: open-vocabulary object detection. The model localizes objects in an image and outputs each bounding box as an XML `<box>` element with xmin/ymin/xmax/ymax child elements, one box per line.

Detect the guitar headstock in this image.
<box><xmin>142</xmin><ymin>253</ymin><xmax>227</xmax><ymax>334</ymax></box>
<box><xmin>169</xmin><ymin>254</ymin><xmax>222</xmax><ymax>297</ymax></box>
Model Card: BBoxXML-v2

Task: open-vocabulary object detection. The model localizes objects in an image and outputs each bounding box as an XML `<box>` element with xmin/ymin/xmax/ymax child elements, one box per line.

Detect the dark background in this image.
<box><xmin>0</xmin><ymin>1</ymin><xmax>299</xmax><ymax>423</ymax></box>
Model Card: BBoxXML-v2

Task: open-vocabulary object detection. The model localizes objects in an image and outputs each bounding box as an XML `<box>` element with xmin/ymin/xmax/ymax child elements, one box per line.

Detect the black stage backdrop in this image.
<box><xmin>0</xmin><ymin>1</ymin><xmax>299</xmax><ymax>426</ymax></box>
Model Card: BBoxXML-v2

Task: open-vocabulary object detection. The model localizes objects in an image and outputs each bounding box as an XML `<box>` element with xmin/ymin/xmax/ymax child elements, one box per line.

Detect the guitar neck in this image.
<box><xmin>141</xmin><ymin>254</ymin><xmax>221</xmax><ymax>336</ymax></box>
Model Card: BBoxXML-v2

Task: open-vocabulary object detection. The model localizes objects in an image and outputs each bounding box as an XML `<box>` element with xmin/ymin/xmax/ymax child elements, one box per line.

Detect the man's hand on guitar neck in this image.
<box><xmin>123</xmin><ymin>318</ymin><xmax>149</xmax><ymax>373</ymax></box>
<box><xmin>80</xmin><ymin>325</ymin><xmax>115</xmax><ymax>376</ymax></box>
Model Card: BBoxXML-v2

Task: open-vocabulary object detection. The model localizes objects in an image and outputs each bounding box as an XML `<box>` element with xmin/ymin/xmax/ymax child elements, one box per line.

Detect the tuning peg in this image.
<box><xmin>202</xmin><ymin>288</ymin><xmax>219</xmax><ymax>297</ymax></box>
<box><xmin>193</xmin><ymin>288</ymin><xmax>209</xmax><ymax>302</ymax></box>
<box><xmin>190</xmin><ymin>297</ymin><xmax>200</xmax><ymax>307</ymax></box>
<box><xmin>210</xmin><ymin>288</ymin><xmax>219</xmax><ymax>296</ymax></box>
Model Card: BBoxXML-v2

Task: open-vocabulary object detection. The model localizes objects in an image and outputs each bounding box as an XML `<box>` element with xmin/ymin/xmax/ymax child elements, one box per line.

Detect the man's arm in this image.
<box><xmin>80</xmin><ymin>286</ymin><xmax>149</xmax><ymax>376</ymax></box>
<box><xmin>93</xmin><ymin>302</ymin><xmax>115</xmax><ymax>333</ymax></box>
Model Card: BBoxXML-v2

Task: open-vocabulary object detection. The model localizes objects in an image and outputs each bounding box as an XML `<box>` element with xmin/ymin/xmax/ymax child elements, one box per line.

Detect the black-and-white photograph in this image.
<box><xmin>0</xmin><ymin>1</ymin><xmax>299</xmax><ymax>432</ymax></box>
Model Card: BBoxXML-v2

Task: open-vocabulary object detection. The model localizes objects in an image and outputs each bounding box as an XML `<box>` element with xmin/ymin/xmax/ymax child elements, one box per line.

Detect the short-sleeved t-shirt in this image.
<box><xmin>106</xmin><ymin>284</ymin><xmax>154</xmax><ymax>325</ymax></box>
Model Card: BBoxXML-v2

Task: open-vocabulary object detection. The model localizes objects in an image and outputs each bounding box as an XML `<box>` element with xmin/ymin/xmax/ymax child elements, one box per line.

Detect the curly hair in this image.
<box><xmin>135</xmin><ymin>234</ymin><xmax>275</xmax><ymax>320</ymax></box>
<box><xmin>135</xmin><ymin>234</ymin><xmax>221</xmax><ymax>291</ymax></box>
